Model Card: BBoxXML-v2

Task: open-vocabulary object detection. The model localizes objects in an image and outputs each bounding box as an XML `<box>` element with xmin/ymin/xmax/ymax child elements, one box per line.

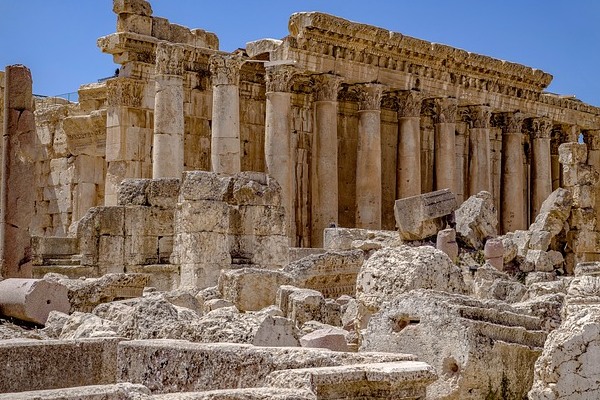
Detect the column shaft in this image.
<box><xmin>396</xmin><ymin>91</ymin><xmax>423</xmax><ymax>199</ymax></box>
<box><xmin>531</xmin><ymin>118</ymin><xmax>553</xmax><ymax>218</ymax></box>
<box><xmin>467</xmin><ymin>106</ymin><xmax>492</xmax><ymax>196</ymax></box>
<box><xmin>434</xmin><ymin>98</ymin><xmax>457</xmax><ymax>193</ymax></box>
<box><xmin>153</xmin><ymin>74</ymin><xmax>184</xmax><ymax>178</ymax></box>
<box><xmin>500</xmin><ymin>113</ymin><xmax>526</xmax><ymax>232</ymax></box>
<box><xmin>355</xmin><ymin>84</ymin><xmax>385</xmax><ymax>229</ymax></box>
<box><xmin>311</xmin><ymin>74</ymin><xmax>341</xmax><ymax>247</ymax></box>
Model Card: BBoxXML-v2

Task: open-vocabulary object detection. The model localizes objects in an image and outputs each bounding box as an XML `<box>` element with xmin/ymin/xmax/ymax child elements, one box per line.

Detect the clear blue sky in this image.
<box><xmin>1</xmin><ymin>1</ymin><xmax>599</xmax><ymax>106</ymax></box>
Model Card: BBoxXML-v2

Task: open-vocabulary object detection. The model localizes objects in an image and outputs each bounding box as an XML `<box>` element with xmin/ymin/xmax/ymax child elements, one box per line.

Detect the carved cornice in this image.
<box><xmin>354</xmin><ymin>83</ymin><xmax>385</xmax><ymax>111</ymax></box>
<box><xmin>155</xmin><ymin>42</ymin><xmax>185</xmax><ymax>76</ymax></box>
<box><xmin>265</xmin><ymin>65</ymin><xmax>297</xmax><ymax>93</ymax></box>
<box><xmin>434</xmin><ymin>97</ymin><xmax>457</xmax><ymax>124</ymax></box>
<box><xmin>528</xmin><ymin>117</ymin><xmax>553</xmax><ymax>139</ymax></box>
<box><xmin>396</xmin><ymin>90</ymin><xmax>424</xmax><ymax>117</ymax></box>
<box><xmin>462</xmin><ymin>105</ymin><xmax>491</xmax><ymax>128</ymax></box>
<box><xmin>106</xmin><ymin>78</ymin><xmax>144</xmax><ymax>108</ymax></box>
<box><xmin>209</xmin><ymin>54</ymin><xmax>244</xmax><ymax>86</ymax></box>
<box><xmin>312</xmin><ymin>74</ymin><xmax>343</xmax><ymax>102</ymax></box>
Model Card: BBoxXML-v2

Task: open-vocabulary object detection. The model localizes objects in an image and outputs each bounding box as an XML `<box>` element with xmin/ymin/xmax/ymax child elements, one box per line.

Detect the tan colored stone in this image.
<box><xmin>394</xmin><ymin>189</ymin><xmax>457</xmax><ymax>241</ymax></box>
<box><xmin>0</xmin><ymin>278</ymin><xmax>70</xmax><ymax>325</ymax></box>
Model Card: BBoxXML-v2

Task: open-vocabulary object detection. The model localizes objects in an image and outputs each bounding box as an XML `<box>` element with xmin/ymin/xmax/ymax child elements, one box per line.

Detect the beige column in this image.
<box><xmin>467</xmin><ymin>105</ymin><xmax>492</xmax><ymax>196</ymax></box>
<box><xmin>434</xmin><ymin>97</ymin><xmax>457</xmax><ymax>193</ymax></box>
<box><xmin>530</xmin><ymin>117</ymin><xmax>553</xmax><ymax>219</ymax></box>
<box><xmin>265</xmin><ymin>65</ymin><xmax>296</xmax><ymax>242</ymax></box>
<box><xmin>152</xmin><ymin>43</ymin><xmax>185</xmax><ymax>179</ymax></box>
<box><xmin>311</xmin><ymin>74</ymin><xmax>342</xmax><ymax>247</ymax></box>
<box><xmin>209</xmin><ymin>54</ymin><xmax>244</xmax><ymax>174</ymax></box>
<box><xmin>355</xmin><ymin>83</ymin><xmax>385</xmax><ymax>229</ymax></box>
<box><xmin>499</xmin><ymin>112</ymin><xmax>526</xmax><ymax>233</ymax></box>
<box><xmin>1</xmin><ymin>65</ymin><xmax>36</xmax><ymax>278</ymax></box>
<box><xmin>396</xmin><ymin>91</ymin><xmax>423</xmax><ymax>199</ymax></box>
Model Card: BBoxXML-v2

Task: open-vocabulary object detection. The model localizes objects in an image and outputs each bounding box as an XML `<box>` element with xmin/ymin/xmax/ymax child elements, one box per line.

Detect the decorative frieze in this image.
<box><xmin>209</xmin><ymin>54</ymin><xmax>244</xmax><ymax>86</ymax></box>
<box><xmin>155</xmin><ymin>42</ymin><xmax>185</xmax><ymax>76</ymax></box>
<box><xmin>355</xmin><ymin>83</ymin><xmax>385</xmax><ymax>111</ymax></box>
<box><xmin>312</xmin><ymin>74</ymin><xmax>342</xmax><ymax>102</ymax></box>
<box><xmin>265</xmin><ymin>65</ymin><xmax>297</xmax><ymax>93</ymax></box>
<box><xmin>106</xmin><ymin>78</ymin><xmax>144</xmax><ymax>108</ymax></box>
<box><xmin>434</xmin><ymin>97</ymin><xmax>457</xmax><ymax>124</ymax></box>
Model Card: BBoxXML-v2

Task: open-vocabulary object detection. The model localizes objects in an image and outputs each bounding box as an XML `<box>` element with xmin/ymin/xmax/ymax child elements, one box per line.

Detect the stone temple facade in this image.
<box><xmin>4</xmin><ymin>1</ymin><xmax>600</xmax><ymax>399</ymax></box>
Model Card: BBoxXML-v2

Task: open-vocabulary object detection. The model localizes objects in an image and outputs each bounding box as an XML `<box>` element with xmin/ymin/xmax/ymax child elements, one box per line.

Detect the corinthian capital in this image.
<box><xmin>155</xmin><ymin>42</ymin><xmax>185</xmax><ymax>76</ymax></box>
<box><xmin>312</xmin><ymin>74</ymin><xmax>343</xmax><ymax>102</ymax></box>
<box><xmin>265</xmin><ymin>65</ymin><xmax>297</xmax><ymax>93</ymax></box>
<box><xmin>493</xmin><ymin>111</ymin><xmax>525</xmax><ymax>134</ymax></box>
<box><xmin>209</xmin><ymin>54</ymin><xmax>244</xmax><ymax>86</ymax></box>
<box><xmin>355</xmin><ymin>83</ymin><xmax>385</xmax><ymax>111</ymax></box>
<box><xmin>397</xmin><ymin>90</ymin><xmax>424</xmax><ymax>117</ymax></box>
<box><xmin>434</xmin><ymin>97</ymin><xmax>457</xmax><ymax>124</ymax></box>
<box><xmin>464</xmin><ymin>105</ymin><xmax>491</xmax><ymax>128</ymax></box>
<box><xmin>529</xmin><ymin>117</ymin><xmax>553</xmax><ymax>139</ymax></box>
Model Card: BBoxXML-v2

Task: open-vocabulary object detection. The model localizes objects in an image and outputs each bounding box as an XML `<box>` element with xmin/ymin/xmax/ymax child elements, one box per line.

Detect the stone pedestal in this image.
<box><xmin>467</xmin><ymin>106</ymin><xmax>491</xmax><ymax>196</ymax></box>
<box><xmin>152</xmin><ymin>43</ymin><xmax>184</xmax><ymax>179</ymax></box>
<box><xmin>434</xmin><ymin>97</ymin><xmax>457</xmax><ymax>193</ymax></box>
<box><xmin>396</xmin><ymin>91</ymin><xmax>422</xmax><ymax>199</ymax></box>
<box><xmin>265</xmin><ymin>65</ymin><xmax>295</xmax><ymax>243</ymax></box>
<box><xmin>1</xmin><ymin>65</ymin><xmax>36</xmax><ymax>278</ymax></box>
<box><xmin>531</xmin><ymin>118</ymin><xmax>553</xmax><ymax>219</ymax></box>
<box><xmin>500</xmin><ymin>112</ymin><xmax>526</xmax><ymax>233</ymax></box>
<box><xmin>311</xmin><ymin>74</ymin><xmax>341</xmax><ymax>247</ymax></box>
<box><xmin>355</xmin><ymin>84</ymin><xmax>385</xmax><ymax>229</ymax></box>
<box><xmin>210</xmin><ymin>55</ymin><xmax>243</xmax><ymax>174</ymax></box>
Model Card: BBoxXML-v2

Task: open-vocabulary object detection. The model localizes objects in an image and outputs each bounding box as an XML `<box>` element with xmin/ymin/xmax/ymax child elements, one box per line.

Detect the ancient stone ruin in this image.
<box><xmin>1</xmin><ymin>0</ymin><xmax>600</xmax><ymax>398</ymax></box>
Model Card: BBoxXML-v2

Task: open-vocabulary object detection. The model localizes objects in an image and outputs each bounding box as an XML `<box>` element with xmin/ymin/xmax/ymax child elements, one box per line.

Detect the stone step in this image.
<box><xmin>0</xmin><ymin>383</ymin><xmax>148</xmax><ymax>400</ymax></box>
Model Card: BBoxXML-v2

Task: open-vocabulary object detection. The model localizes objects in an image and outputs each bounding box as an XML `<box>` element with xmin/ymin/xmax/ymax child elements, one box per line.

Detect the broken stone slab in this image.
<box><xmin>529</xmin><ymin>188</ymin><xmax>572</xmax><ymax>236</ymax></box>
<box><xmin>472</xmin><ymin>264</ymin><xmax>526</xmax><ymax>303</ymax></box>
<box><xmin>277</xmin><ymin>285</ymin><xmax>341</xmax><ymax>328</ymax></box>
<box><xmin>455</xmin><ymin>191</ymin><xmax>498</xmax><ymax>249</ymax></box>
<box><xmin>0</xmin><ymin>279</ymin><xmax>70</xmax><ymax>325</ymax></box>
<box><xmin>266</xmin><ymin>361</ymin><xmax>437</xmax><ymax>400</ymax></box>
<box><xmin>362</xmin><ymin>289</ymin><xmax>546</xmax><ymax>400</ymax></box>
<box><xmin>394</xmin><ymin>189</ymin><xmax>457</xmax><ymax>241</ymax></box>
<box><xmin>117</xmin><ymin>339</ymin><xmax>417</xmax><ymax>394</ymax></box>
<box><xmin>355</xmin><ymin>246</ymin><xmax>467</xmax><ymax>328</ymax></box>
<box><xmin>323</xmin><ymin>227</ymin><xmax>402</xmax><ymax>252</ymax></box>
<box><xmin>299</xmin><ymin>327</ymin><xmax>349</xmax><ymax>352</ymax></box>
<box><xmin>529</xmin><ymin>308</ymin><xmax>600</xmax><ymax>400</ymax></box>
<box><xmin>283</xmin><ymin>250</ymin><xmax>364</xmax><ymax>298</ymax></box>
<box><xmin>218</xmin><ymin>268</ymin><xmax>294</xmax><ymax>312</ymax></box>
<box><xmin>150</xmin><ymin>387</ymin><xmax>315</xmax><ymax>399</ymax></box>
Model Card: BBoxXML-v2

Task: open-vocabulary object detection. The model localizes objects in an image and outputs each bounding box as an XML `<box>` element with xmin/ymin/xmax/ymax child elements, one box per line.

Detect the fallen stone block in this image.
<box><xmin>394</xmin><ymin>189</ymin><xmax>457</xmax><ymax>241</ymax></box>
<box><xmin>0</xmin><ymin>383</ymin><xmax>150</xmax><ymax>400</ymax></box>
<box><xmin>277</xmin><ymin>286</ymin><xmax>341</xmax><ymax>328</ymax></box>
<box><xmin>455</xmin><ymin>191</ymin><xmax>498</xmax><ymax>249</ymax></box>
<box><xmin>436</xmin><ymin>228</ymin><xmax>458</xmax><ymax>261</ymax></box>
<box><xmin>218</xmin><ymin>268</ymin><xmax>293</xmax><ymax>312</ymax></box>
<box><xmin>0</xmin><ymin>278</ymin><xmax>70</xmax><ymax>325</ymax></box>
<box><xmin>323</xmin><ymin>227</ymin><xmax>401</xmax><ymax>251</ymax></box>
<box><xmin>299</xmin><ymin>327</ymin><xmax>349</xmax><ymax>352</ymax></box>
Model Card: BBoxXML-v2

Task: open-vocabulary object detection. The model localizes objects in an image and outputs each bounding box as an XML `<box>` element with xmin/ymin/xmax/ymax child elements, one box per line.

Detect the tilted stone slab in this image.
<box><xmin>394</xmin><ymin>189</ymin><xmax>457</xmax><ymax>240</ymax></box>
<box><xmin>266</xmin><ymin>361</ymin><xmax>436</xmax><ymax>400</ymax></box>
<box><xmin>0</xmin><ymin>338</ymin><xmax>121</xmax><ymax>394</ymax></box>
<box><xmin>0</xmin><ymin>383</ymin><xmax>149</xmax><ymax>400</ymax></box>
<box><xmin>117</xmin><ymin>339</ymin><xmax>416</xmax><ymax>394</ymax></box>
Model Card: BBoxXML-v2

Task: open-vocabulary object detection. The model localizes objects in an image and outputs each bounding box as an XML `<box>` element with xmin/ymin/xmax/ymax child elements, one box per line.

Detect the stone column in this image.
<box><xmin>311</xmin><ymin>74</ymin><xmax>342</xmax><ymax>247</ymax></box>
<box><xmin>209</xmin><ymin>54</ymin><xmax>244</xmax><ymax>174</ymax></box>
<box><xmin>1</xmin><ymin>65</ymin><xmax>36</xmax><ymax>278</ymax></box>
<box><xmin>499</xmin><ymin>112</ymin><xmax>526</xmax><ymax>233</ymax></box>
<box><xmin>153</xmin><ymin>43</ymin><xmax>185</xmax><ymax>179</ymax></box>
<box><xmin>265</xmin><ymin>65</ymin><xmax>296</xmax><ymax>242</ymax></box>
<box><xmin>434</xmin><ymin>97</ymin><xmax>457</xmax><ymax>193</ymax></box>
<box><xmin>355</xmin><ymin>83</ymin><xmax>385</xmax><ymax>229</ymax></box>
<box><xmin>396</xmin><ymin>91</ymin><xmax>423</xmax><ymax>199</ymax></box>
<box><xmin>467</xmin><ymin>105</ymin><xmax>492</xmax><ymax>196</ymax></box>
<box><xmin>530</xmin><ymin>117</ymin><xmax>553</xmax><ymax>219</ymax></box>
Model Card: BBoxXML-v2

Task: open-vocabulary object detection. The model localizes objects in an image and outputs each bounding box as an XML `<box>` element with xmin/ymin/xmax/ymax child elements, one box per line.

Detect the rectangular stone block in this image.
<box><xmin>394</xmin><ymin>189</ymin><xmax>457</xmax><ymax>240</ymax></box>
<box><xmin>570</xmin><ymin>231</ymin><xmax>600</xmax><ymax>253</ymax></box>
<box><xmin>558</xmin><ymin>142</ymin><xmax>587</xmax><ymax>165</ymax></box>
<box><xmin>228</xmin><ymin>205</ymin><xmax>286</xmax><ymax>236</ymax></box>
<box><xmin>176</xmin><ymin>232</ymin><xmax>230</xmax><ymax>265</ymax></box>
<box><xmin>146</xmin><ymin>178</ymin><xmax>180</xmax><ymax>209</ymax></box>
<box><xmin>573</xmin><ymin>184</ymin><xmax>596</xmax><ymax>209</ymax></box>
<box><xmin>98</xmin><ymin>235</ymin><xmax>125</xmax><ymax>274</ymax></box>
<box><xmin>570</xmin><ymin>208</ymin><xmax>597</xmax><ymax>231</ymax></box>
<box><xmin>124</xmin><ymin>235</ymin><xmax>159</xmax><ymax>265</ymax></box>
<box><xmin>124</xmin><ymin>206</ymin><xmax>173</xmax><ymax>236</ymax></box>
<box><xmin>179</xmin><ymin>171</ymin><xmax>233</xmax><ymax>201</ymax></box>
<box><xmin>176</xmin><ymin>201</ymin><xmax>230</xmax><ymax>234</ymax></box>
<box><xmin>229</xmin><ymin>234</ymin><xmax>289</xmax><ymax>269</ymax></box>
<box><xmin>96</xmin><ymin>206</ymin><xmax>125</xmax><ymax>236</ymax></box>
<box><xmin>0</xmin><ymin>338</ymin><xmax>121</xmax><ymax>394</ymax></box>
<box><xmin>117</xmin><ymin>14</ymin><xmax>152</xmax><ymax>35</ymax></box>
<box><xmin>180</xmin><ymin>262</ymin><xmax>228</xmax><ymax>289</ymax></box>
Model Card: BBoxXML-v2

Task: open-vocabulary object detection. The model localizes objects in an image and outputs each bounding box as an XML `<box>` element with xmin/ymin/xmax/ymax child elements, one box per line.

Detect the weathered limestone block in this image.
<box><xmin>497</xmin><ymin>233</ymin><xmax>518</xmax><ymax>263</ymax></box>
<box><xmin>529</xmin><ymin>309</ymin><xmax>600</xmax><ymax>400</ymax></box>
<box><xmin>436</xmin><ymin>228</ymin><xmax>458</xmax><ymax>262</ymax></box>
<box><xmin>355</xmin><ymin>246</ymin><xmax>467</xmax><ymax>327</ymax></box>
<box><xmin>484</xmin><ymin>238</ymin><xmax>504</xmax><ymax>270</ymax></box>
<box><xmin>117</xmin><ymin>179</ymin><xmax>150</xmax><ymax>206</ymax></box>
<box><xmin>563</xmin><ymin>275</ymin><xmax>600</xmax><ymax>318</ymax></box>
<box><xmin>299</xmin><ymin>327</ymin><xmax>349</xmax><ymax>352</ymax></box>
<box><xmin>574</xmin><ymin>261</ymin><xmax>600</xmax><ymax>277</ymax></box>
<box><xmin>323</xmin><ymin>227</ymin><xmax>401</xmax><ymax>252</ymax></box>
<box><xmin>230</xmin><ymin>172</ymin><xmax>282</xmax><ymax>207</ymax></box>
<box><xmin>148</xmin><ymin>388</ymin><xmax>314</xmax><ymax>399</ymax></box>
<box><xmin>203</xmin><ymin>298</ymin><xmax>234</xmax><ymax>313</ymax></box>
<box><xmin>362</xmin><ymin>289</ymin><xmax>546</xmax><ymax>400</ymax></box>
<box><xmin>218</xmin><ymin>268</ymin><xmax>294</xmax><ymax>311</ymax></box>
<box><xmin>266</xmin><ymin>361</ymin><xmax>437</xmax><ymax>400</ymax></box>
<box><xmin>0</xmin><ymin>338</ymin><xmax>121</xmax><ymax>394</ymax></box>
<box><xmin>558</xmin><ymin>142</ymin><xmax>588</xmax><ymax>165</ymax></box>
<box><xmin>522</xmin><ymin>250</ymin><xmax>554</xmax><ymax>273</ymax></box>
<box><xmin>562</xmin><ymin>163</ymin><xmax>600</xmax><ymax>187</ymax></box>
<box><xmin>277</xmin><ymin>286</ymin><xmax>341</xmax><ymax>328</ymax></box>
<box><xmin>0</xmin><ymin>383</ymin><xmax>151</xmax><ymax>400</ymax></box>
<box><xmin>529</xmin><ymin>188</ymin><xmax>573</xmax><ymax>236</ymax></box>
<box><xmin>0</xmin><ymin>278</ymin><xmax>69</xmax><ymax>325</ymax></box>
<box><xmin>45</xmin><ymin>273</ymin><xmax>148</xmax><ymax>313</ymax></box>
<box><xmin>59</xmin><ymin>311</ymin><xmax>119</xmax><ymax>340</ymax></box>
<box><xmin>455</xmin><ymin>191</ymin><xmax>498</xmax><ymax>249</ymax></box>
<box><xmin>283</xmin><ymin>250</ymin><xmax>364</xmax><ymax>298</ymax></box>
<box><xmin>179</xmin><ymin>171</ymin><xmax>233</xmax><ymax>202</ymax></box>
<box><xmin>394</xmin><ymin>189</ymin><xmax>457</xmax><ymax>241</ymax></box>
<box><xmin>472</xmin><ymin>264</ymin><xmax>526</xmax><ymax>303</ymax></box>
<box><xmin>229</xmin><ymin>234</ymin><xmax>289</xmax><ymax>269</ymax></box>
<box><xmin>117</xmin><ymin>339</ymin><xmax>416</xmax><ymax>394</ymax></box>
<box><xmin>113</xmin><ymin>0</ymin><xmax>152</xmax><ymax>16</ymax></box>
<box><xmin>513</xmin><ymin>293</ymin><xmax>564</xmax><ymax>332</ymax></box>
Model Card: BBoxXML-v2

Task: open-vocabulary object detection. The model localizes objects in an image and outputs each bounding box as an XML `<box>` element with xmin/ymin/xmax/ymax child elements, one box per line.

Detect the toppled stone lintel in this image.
<box><xmin>394</xmin><ymin>189</ymin><xmax>457</xmax><ymax>241</ymax></box>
